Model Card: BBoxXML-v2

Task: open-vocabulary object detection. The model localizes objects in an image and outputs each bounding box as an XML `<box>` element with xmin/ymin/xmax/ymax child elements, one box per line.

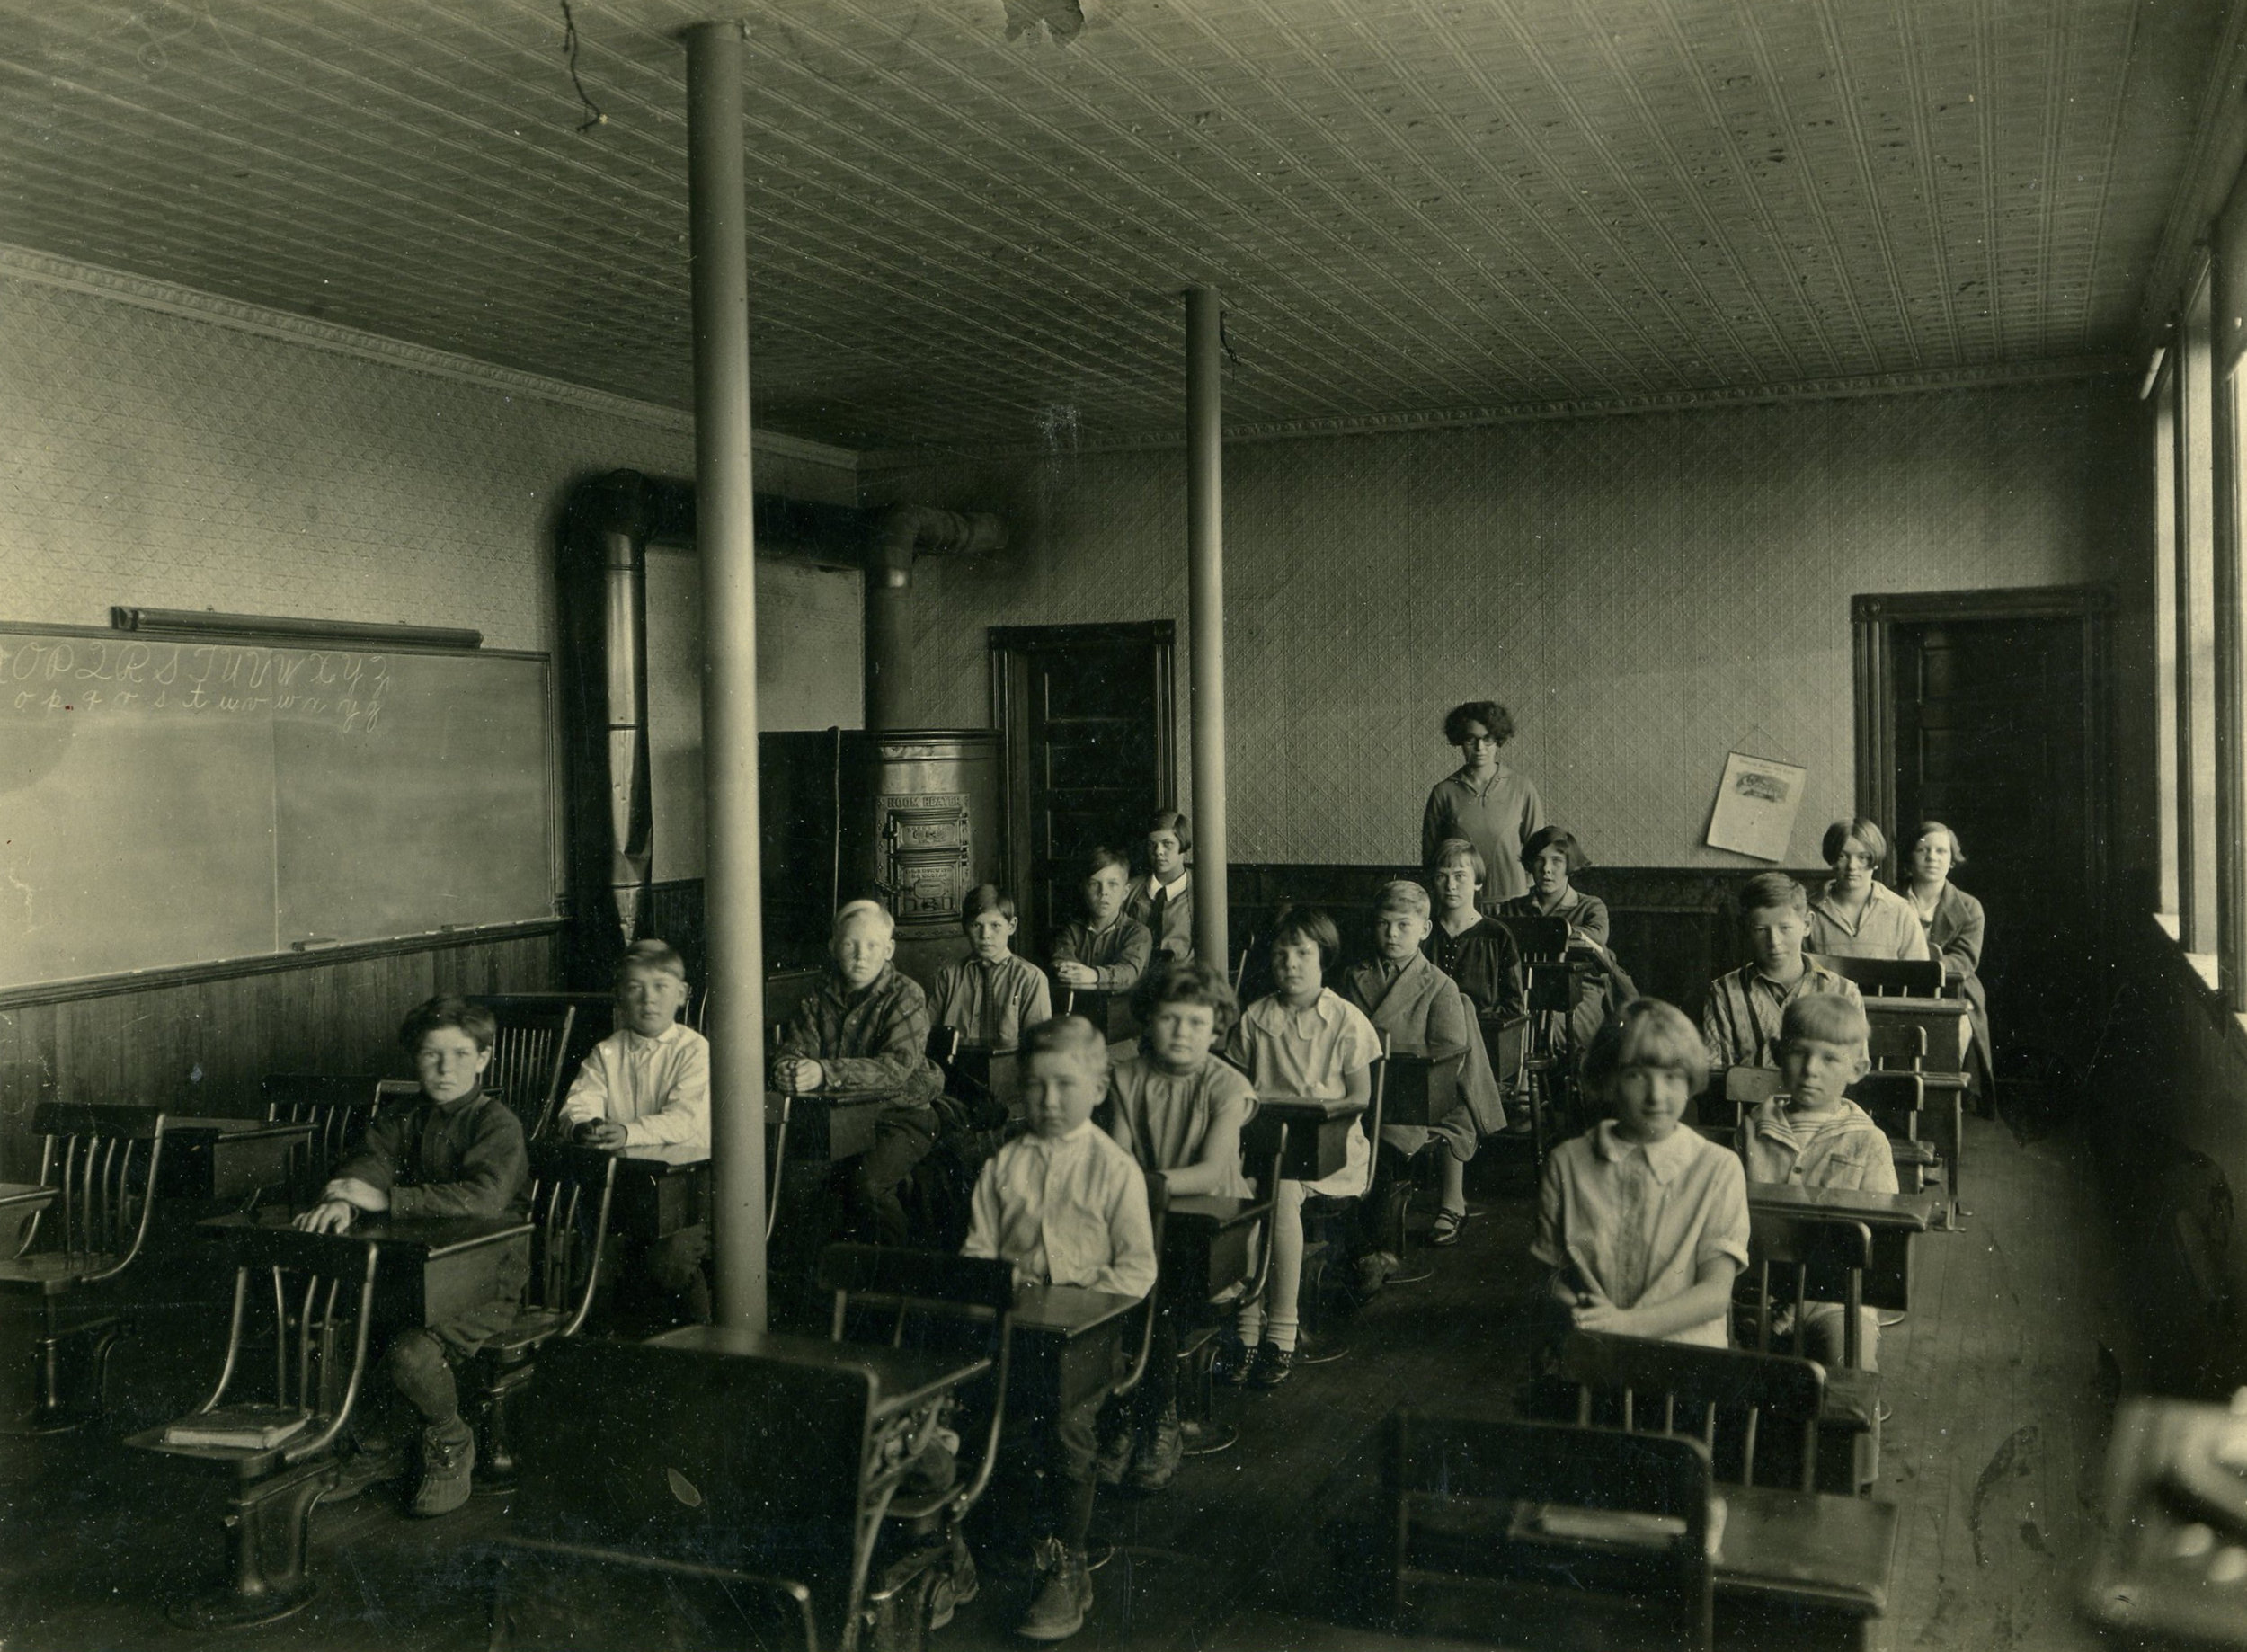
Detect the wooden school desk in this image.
<box><xmin>160</xmin><ymin>1118</ymin><xmax>315</xmax><ymax>1207</ymax></box>
<box><xmin>1009</xmin><ymin>1283</ymin><xmax>1146</xmax><ymax>1424</ymax></box>
<box><xmin>1861</xmin><ymin>996</ymin><xmax>1970</xmax><ymax>1072</ymax></box>
<box><xmin>1745</xmin><ymin>1182</ymin><xmax>1949</xmax><ymax>1312</ymax></box>
<box><xmin>199</xmin><ymin>1212</ymin><xmax>531</xmax><ymax>1332</ymax></box>
<box><xmin>1714</xmin><ymin>1484</ymin><xmax>1900</xmax><ymax>1651</ymax></box>
<box><xmin>533</xmin><ymin>1141</ymin><xmax>706</xmax><ymax>1244</ymax></box>
<box><xmin>1246</xmin><ymin>1095</ymin><xmax>1367</xmax><ymax>1182</ymax></box>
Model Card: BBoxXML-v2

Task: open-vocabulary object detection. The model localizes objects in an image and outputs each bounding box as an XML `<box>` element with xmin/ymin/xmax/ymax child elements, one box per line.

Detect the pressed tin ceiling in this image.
<box><xmin>0</xmin><ymin>0</ymin><xmax>2229</xmax><ymax>451</ymax></box>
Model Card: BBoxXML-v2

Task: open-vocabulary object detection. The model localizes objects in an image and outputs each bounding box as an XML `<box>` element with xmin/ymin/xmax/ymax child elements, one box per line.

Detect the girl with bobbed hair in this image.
<box><xmin>1421</xmin><ymin>699</ymin><xmax>1546</xmax><ymax>910</ymax></box>
<box><xmin>1896</xmin><ymin>821</ymin><xmax>1994</xmax><ymax>1099</ymax></box>
<box><xmin>1807</xmin><ymin>817</ymin><xmax>1931</xmax><ymax>964</ymax></box>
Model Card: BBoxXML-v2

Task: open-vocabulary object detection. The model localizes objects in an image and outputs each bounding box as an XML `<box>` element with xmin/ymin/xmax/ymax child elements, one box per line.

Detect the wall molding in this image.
<box><xmin>856</xmin><ymin>355</ymin><xmax>2128</xmax><ymax>470</ymax></box>
<box><xmin>0</xmin><ymin>242</ymin><xmax>859</xmax><ymax>473</ymax></box>
<box><xmin>0</xmin><ymin>919</ymin><xmax>565</xmax><ymax>1011</ymax></box>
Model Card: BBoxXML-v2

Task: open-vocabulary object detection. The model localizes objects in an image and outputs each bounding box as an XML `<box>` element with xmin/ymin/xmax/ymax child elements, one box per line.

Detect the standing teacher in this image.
<box><xmin>1421</xmin><ymin>700</ymin><xmax>1546</xmax><ymax>912</ymax></box>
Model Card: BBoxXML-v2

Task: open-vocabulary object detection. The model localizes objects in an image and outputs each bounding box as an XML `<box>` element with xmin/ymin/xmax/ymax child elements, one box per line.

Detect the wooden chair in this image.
<box><xmin>1385</xmin><ymin>1411</ymin><xmax>1713</xmax><ymax>1651</ymax></box>
<box><xmin>1826</xmin><ymin>956</ymin><xmax>1942</xmax><ymax>998</ymax></box>
<box><xmin>1866</xmin><ymin>1017</ymin><xmax>1928</xmax><ymax>1072</ymax></box>
<box><xmin>468</xmin><ymin>996</ymin><xmax>577</xmax><ymax>1142</ymax></box>
<box><xmin>1746</xmin><ymin>1212</ymin><xmax>1875</xmax><ymax>1370</ymax></box>
<box><xmin>819</xmin><ymin>1242</ymin><xmax>1017</xmax><ymax>1646</ymax></box>
<box><xmin>473</xmin><ymin>1151</ymin><xmax>618</xmax><ymax>1492</ymax></box>
<box><xmin>1</xmin><ymin>1102</ymin><xmax>171</xmax><ymax>1432</ymax></box>
<box><xmin>1557</xmin><ymin>1330</ymin><xmax>1826</xmax><ymax>1493</ymax></box>
<box><xmin>126</xmin><ymin>1226</ymin><xmax>381</xmax><ymax>1629</ymax></box>
<box><xmin>262</xmin><ymin>1074</ymin><xmax>421</xmax><ymax>1208</ymax></box>
<box><xmin>1850</xmin><ymin>1070</ymin><xmax>1947</xmax><ymax>1201</ymax></box>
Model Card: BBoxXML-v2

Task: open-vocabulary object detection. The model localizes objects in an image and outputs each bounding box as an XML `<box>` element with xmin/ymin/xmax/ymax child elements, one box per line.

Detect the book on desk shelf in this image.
<box><xmin>1514</xmin><ymin>1495</ymin><xmax>1727</xmax><ymax>1559</ymax></box>
<box><xmin>162</xmin><ymin>1405</ymin><xmax>312</xmax><ymax>1450</ymax></box>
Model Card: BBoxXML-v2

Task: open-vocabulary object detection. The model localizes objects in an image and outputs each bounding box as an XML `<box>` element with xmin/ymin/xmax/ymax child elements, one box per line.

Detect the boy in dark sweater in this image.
<box><xmin>298</xmin><ymin>995</ymin><xmax>528</xmax><ymax>1515</ymax></box>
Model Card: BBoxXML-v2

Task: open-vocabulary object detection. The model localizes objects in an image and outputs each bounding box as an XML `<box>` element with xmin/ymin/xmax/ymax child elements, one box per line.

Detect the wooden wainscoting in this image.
<box><xmin>0</xmin><ymin>922</ymin><xmax>562</xmax><ymax>1182</ymax></box>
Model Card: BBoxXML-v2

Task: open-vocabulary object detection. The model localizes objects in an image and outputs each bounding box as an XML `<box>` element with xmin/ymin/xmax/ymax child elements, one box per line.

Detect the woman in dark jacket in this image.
<box><xmin>1896</xmin><ymin>821</ymin><xmax>1993</xmax><ymax>1100</ymax></box>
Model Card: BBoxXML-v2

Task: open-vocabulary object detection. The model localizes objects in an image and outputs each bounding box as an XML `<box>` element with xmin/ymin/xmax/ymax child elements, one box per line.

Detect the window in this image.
<box><xmin>2155</xmin><ymin>359</ymin><xmax>2179</xmax><ymax>922</ymax></box>
<box><xmin>2177</xmin><ymin>269</ymin><xmax>2220</xmax><ymax>970</ymax></box>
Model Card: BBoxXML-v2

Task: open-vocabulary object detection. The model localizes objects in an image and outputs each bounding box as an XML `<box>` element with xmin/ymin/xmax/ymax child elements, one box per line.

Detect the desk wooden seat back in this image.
<box><xmin>1386</xmin><ymin>1410</ymin><xmax>1714</xmax><ymax>1651</ymax></box>
<box><xmin>1559</xmin><ymin>1330</ymin><xmax>1826</xmax><ymax>1493</ymax></box>
<box><xmin>126</xmin><ymin>1224</ymin><xmax>382</xmax><ymax>1628</ymax></box>
<box><xmin>262</xmin><ymin>1075</ymin><xmax>421</xmax><ymax>1207</ymax></box>
<box><xmin>505</xmin><ymin>1336</ymin><xmax>892</xmax><ymax>1652</ymax></box>
<box><xmin>467</xmin><ymin>996</ymin><xmax>577</xmax><ymax>1142</ymax></box>
<box><xmin>820</xmin><ymin>1243</ymin><xmax>1016</xmax><ymax>1530</ymax></box>
<box><xmin>1828</xmin><ymin>957</ymin><xmax>1943</xmax><ymax>999</ymax></box>
<box><xmin>10</xmin><ymin>1101</ymin><xmax>169</xmax><ymax>1281</ymax></box>
<box><xmin>1747</xmin><ymin>1212</ymin><xmax>1875</xmax><ymax>1369</ymax></box>
<box><xmin>1058</xmin><ymin>985</ymin><xmax>1135</xmax><ymax>1044</ymax></box>
<box><xmin>475</xmin><ymin>1150</ymin><xmax>620</xmax><ymax>1489</ymax></box>
<box><xmin>1850</xmin><ymin>1070</ymin><xmax>1954</xmax><ymax>1202</ymax></box>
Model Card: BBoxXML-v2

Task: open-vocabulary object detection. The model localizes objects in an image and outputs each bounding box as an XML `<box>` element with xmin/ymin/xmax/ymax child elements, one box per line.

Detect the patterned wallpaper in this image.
<box><xmin>874</xmin><ymin>381</ymin><xmax>2133</xmax><ymax>867</ymax></box>
<box><xmin>0</xmin><ymin>272</ymin><xmax>706</xmax><ymax>651</ymax></box>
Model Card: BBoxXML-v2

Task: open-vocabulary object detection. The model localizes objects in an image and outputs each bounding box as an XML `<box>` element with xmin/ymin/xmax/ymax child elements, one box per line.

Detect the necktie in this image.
<box><xmin>1148</xmin><ymin>885</ymin><xmax>1168</xmax><ymax>938</ymax></box>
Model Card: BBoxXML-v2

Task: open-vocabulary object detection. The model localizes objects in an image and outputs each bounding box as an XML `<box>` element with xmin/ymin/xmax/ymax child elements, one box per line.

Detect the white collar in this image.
<box><xmin>1148</xmin><ymin>868</ymin><xmax>1189</xmax><ymax>899</ymax></box>
<box><xmin>1592</xmin><ymin>1119</ymin><xmax>1701</xmax><ymax>1185</ymax></box>
<box><xmin>622</xmin><ymin>1021</ymin><xmax>684</xmax><ymax>1053</ymax></box>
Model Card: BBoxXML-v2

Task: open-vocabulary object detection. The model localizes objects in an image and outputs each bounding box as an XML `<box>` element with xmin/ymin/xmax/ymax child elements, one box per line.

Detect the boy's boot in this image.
<box><xmin>1128</xmin><ymin>1407</ymin><xmax>1184</xmax><ymax>1493</ymax></box>
<box><xmin>1017</xmin><ymin>1535</ymin><xmax>1092</xmax><ymax>1641</ymax></box>
<box><xmin>928</xmin><ymin>1529</ymin><xmax>979</xmax><ymax>1631</ymax></box>
<box><xmin>410</xmin><ymin>1416</ymin><xmax>476</xmax><ymax>1517</ymax></box>
<box><xmin>321</xmin><ymin>1429</ymin><xmax>406</xmax><ymax>1505</ymax></box>
<box><xmin>1093</xmin><ymin>1426</ymin><xmax>1134</xmax><ymax>1488</ymax></box>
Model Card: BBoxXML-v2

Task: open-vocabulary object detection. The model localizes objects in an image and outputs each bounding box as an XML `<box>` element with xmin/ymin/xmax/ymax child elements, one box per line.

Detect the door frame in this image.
<box><xmin>988</xmin><ymin>621</ymin><xmax>1177</xmax><ymax>946</ymax></box>
<box><xmin>1851</xmin><ymin>583</ymin><xmax>2116</xmax><ymax>910</ymax></box>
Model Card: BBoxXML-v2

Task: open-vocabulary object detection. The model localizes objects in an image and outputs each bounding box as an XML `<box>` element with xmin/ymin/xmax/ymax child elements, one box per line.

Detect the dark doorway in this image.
<box><xmin>1854</xmin><ymin>587</ymin><xmax>2112</xmax><ymax>1094</ymax></box>
<box><xmin>990</xmin><ymin>623</ymin><xmax>1176</xmax><ymax>955</ymax></box>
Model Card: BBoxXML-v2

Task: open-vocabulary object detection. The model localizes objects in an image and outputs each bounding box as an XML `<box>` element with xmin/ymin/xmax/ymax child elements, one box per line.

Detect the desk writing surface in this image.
<box><xmin>0</xmin><ymin>1183</ymin><xmax>55</xmax><ymax>1214</ymax></box>
<box><xmin>1714</xmin><ymin>1487</ymin><xmax>1897</xmax><ymax>1614</ymax></box>
<box><xmin>647</xmin><ymin>1325</ymin><xmax>989</xmax><ymax>1420</ymax></box>
<box><xmin>201</xmin><ymin>1211</ymin><xmax>529</xmax><ymax>1259</ymax></box>
<box><xmin>1012</xmin><ymin>1283</ymin><xmax>1145</xmax><ymax>1337</ymax></box>
<box><xmin>1746</xmin><ymin>1182</ymin><xmax>1942</xmax><ymax>1230</ymax></box>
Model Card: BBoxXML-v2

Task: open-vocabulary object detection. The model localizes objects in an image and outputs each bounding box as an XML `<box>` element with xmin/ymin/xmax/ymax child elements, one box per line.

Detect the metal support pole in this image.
<box><xmin>685</xmin><ymin>19</ymin><xmax>767</xmax><ymax>1331</ymax></box>
<box><xmin>1185</xmin><ymin>286</ymin><xmax>1230</xmax><ymax>970</ymax></box>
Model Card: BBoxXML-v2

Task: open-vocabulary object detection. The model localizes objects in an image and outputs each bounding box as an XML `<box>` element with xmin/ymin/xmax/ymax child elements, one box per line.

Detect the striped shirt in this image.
<box><xmin>1701</xmin><ymin>959</ymin><xmax>1861</xmax><ymax>1069</ymax></box>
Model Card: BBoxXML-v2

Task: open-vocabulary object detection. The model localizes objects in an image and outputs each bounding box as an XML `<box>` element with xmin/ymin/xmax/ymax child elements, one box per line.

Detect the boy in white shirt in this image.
<box><xmin>963</xmin><ymin>1015</ymin><xmax>1156</xmax><ymax>1642</ymax></box>
<box><xmin>559</xmin><ymin>938</ymin><xmax>710</xmax><ymax>1325</ymax></box>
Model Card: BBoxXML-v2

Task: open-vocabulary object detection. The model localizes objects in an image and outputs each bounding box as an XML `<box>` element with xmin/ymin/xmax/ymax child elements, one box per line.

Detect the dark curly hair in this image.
<box><xmin>1442</xmin><ymin>700</ymin><xmax>1515</xmax><ymax>749</ymax></box>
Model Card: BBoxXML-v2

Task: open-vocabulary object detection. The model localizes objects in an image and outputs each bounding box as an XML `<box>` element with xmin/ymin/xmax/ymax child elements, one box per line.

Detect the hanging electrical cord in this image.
<box><xmin>559</xmin><ymin>1</ymin><xmax>608</xmax><ymax>133</ymax></box>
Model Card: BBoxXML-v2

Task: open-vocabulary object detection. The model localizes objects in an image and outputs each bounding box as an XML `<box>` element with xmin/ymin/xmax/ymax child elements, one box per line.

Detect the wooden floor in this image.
<box><xmin>0</xmin><ymin>1110</ymin><xmax>2138</xmax><ymax>1652</ymax></box>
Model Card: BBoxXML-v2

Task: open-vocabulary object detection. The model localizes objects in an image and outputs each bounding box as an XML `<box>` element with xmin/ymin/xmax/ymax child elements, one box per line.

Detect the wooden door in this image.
<box><xmin>990</xmin><ymin>624</ymin><xmax>1176</xmax><ymax>955</ymax></box>
<box><xmin>1857</xmin><ymin>588</ymin><xmax>2111</xmax><ymax>1082</ymax></box>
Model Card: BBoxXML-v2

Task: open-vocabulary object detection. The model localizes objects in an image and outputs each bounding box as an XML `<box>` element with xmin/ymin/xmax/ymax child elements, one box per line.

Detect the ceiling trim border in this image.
<box><xmin>856</xmin><ymin>355</ymin><xmax>2128</xmax><ymax>471</ymax></box>
<box><xmin>0</xmin><ymin>241</ymin><xmax>860</xmax><ymax>475</ymax></box>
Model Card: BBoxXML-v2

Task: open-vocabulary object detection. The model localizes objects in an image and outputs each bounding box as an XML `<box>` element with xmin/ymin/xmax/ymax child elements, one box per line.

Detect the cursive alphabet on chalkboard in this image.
<box><xmin>0</xmin><ymin>637</ymin><xmax>392</xmax><ymax>735</ymax></box>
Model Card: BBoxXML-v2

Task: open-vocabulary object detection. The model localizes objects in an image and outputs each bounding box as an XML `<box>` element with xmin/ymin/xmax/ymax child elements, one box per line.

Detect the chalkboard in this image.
<box><xmin>0</xmin><ymin>627</ymin><xmax>553</xmax><ymax>988</ymax></box>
